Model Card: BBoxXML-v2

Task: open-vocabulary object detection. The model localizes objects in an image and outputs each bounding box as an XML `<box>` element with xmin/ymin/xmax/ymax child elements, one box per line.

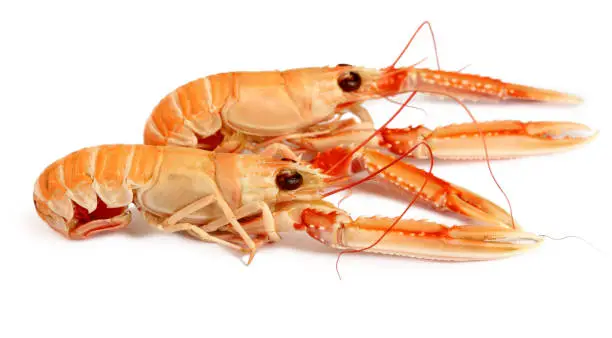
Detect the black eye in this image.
<box><xmin>337</xmin><ymin>63</ymin><xmax>352</xmax><ymax>67</ymax></box>
<box><xmin>338</xmin><ymin>71</ymin><xmax>361</xmax><ymax>92</ymax></box>
<box><xmin>276</xmin><ymin>169</ymin><xmax>303</xmax><ymax>191</ymax></box>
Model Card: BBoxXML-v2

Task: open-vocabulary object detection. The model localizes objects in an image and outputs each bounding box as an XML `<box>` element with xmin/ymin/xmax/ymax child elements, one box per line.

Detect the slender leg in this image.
<box><xmin>200</xmin><ymin>201</ymin><xmax>280</xmax><ymax>242</ymax></box>
<box><xmin>171</xmin><ymin>222</ymin><xmax>245</xmax><ymax>252</ymax></box>
<box><xmin>164</xmin><ymin>195</ymin><xmax>216</xmax><ymax>226</ymax></box>
<box><xmin>210</xmin><ymin>232</ymin><xmax>271</xmax><ymax>249</ymax></box>
<box><xmin>158</xmin><ymin>193</ymin><xmax>258</xmax><ymax>264</ymax></box>
<box><xmin>340</xmin><ymin>103</ymin><xmax>373</xmax><ymax>123</ymax></box>
<box><xmin>211</xmin><ymin>192</ymin><xmax>258</xmax><ymax>264</ymax></box>
<box><xmin>259</xmin><ymin>143</ymin><xmax>300</xmax><ymax>161</ymax></box>
<box><xmin>159</xmin><ymin>195</ymin><xmax>246</xmax><ymax>252</ymax></box>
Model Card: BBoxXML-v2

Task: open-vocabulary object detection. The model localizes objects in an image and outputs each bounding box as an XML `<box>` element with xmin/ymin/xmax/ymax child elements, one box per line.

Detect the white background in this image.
<box><xmin>1</xmin><ymin>1</ymin><xmax>610</xmax><ymax>337</ymax></box>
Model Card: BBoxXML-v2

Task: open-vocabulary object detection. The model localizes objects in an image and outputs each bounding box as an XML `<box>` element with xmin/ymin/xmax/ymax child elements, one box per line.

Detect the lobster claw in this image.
<box><xmin>304</xmin><ymin>119</ymin><xmax>597</xmax><ymax>229</ymax></box>
<box><xmin>379</xmin><ymin>121</ymin><xmax>598</xmax><ymax>160</ymax></box>
<box><xmin>311</xmin><ymin>147</ymin><xmax>519</xmax><ymax>229</ymax></box>
<box><xmin>252</xmin><ymin>202</ymin><xmax>542</xmax><ymax>261</ymax></box>
<box><xmin>294</xmin><ymin>119</ymin><xmax>596</xmax><ymax>160</ymax></box>
<box><xmin>322</xmin><ymin>216</ymin><xmax>542</xmax><ymax>261</ymax></box>
<box><xmin>361</xmin><ymin>149</ymin><xmax>522</xmax><ymax>228</ymax></box>
<box><xmin>380</xmin><ymin>66</ymin><xmax>583</xmax><ymax>104</ymax></box>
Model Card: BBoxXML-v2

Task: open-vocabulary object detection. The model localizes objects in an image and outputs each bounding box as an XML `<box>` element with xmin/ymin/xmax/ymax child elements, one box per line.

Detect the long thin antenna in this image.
<box><xmin>416</xmin><ymin>89</ymin><xmax>516</xmax><ymax>230</ymax></box>
<box><xmin>390</xmin><ymin>21</ymin><xmax>440</xmax><ymax>70</ymax></box>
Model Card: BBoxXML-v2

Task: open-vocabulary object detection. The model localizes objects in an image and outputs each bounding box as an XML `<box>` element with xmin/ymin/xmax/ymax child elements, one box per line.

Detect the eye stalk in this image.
<box><xmin>275</xmin><ymin>169</ymin><xmax>303</xmax><ymax>191</ymax></box>
<box><xmin>338</xmin><ymin>71</ymin><xmax>361</xmax><ymax>92</ymax></box>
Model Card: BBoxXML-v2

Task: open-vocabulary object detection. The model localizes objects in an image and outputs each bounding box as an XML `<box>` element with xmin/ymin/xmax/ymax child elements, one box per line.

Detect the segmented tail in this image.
<box><xmin>144</xmin><ymin>74</ymin><xmax>231</xmax><ymax>147</ymax></box>
<box><xmin>33</xmin><ymin>145</ymin><xmax>163</xmax><ymax>238</ymax></box>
